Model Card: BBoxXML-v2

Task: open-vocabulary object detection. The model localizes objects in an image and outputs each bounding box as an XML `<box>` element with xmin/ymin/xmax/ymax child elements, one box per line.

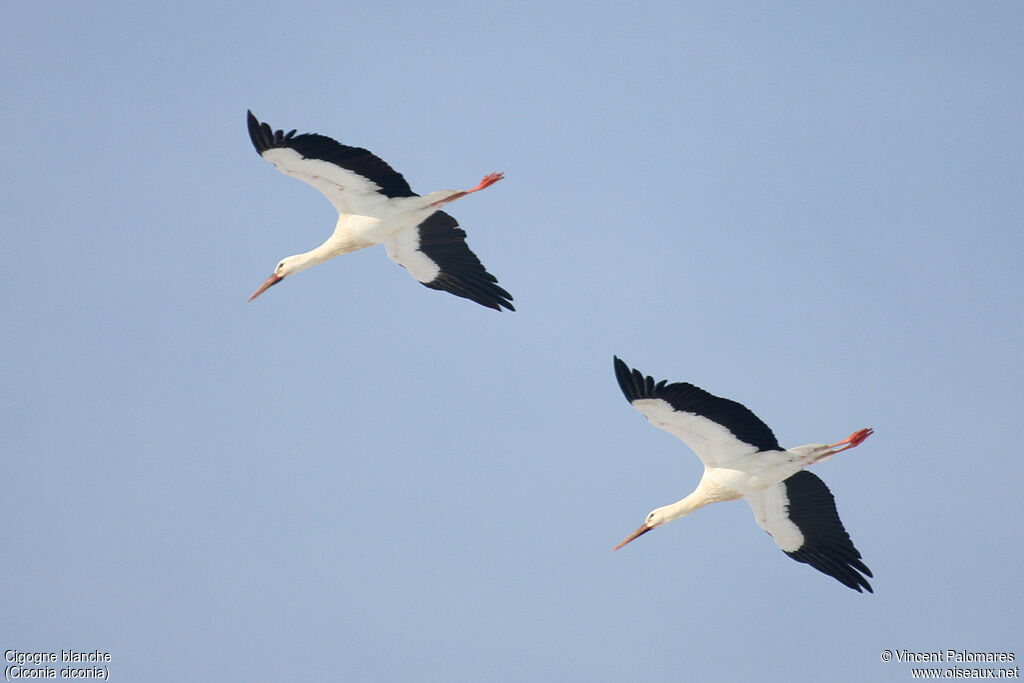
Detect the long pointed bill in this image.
<box><xmin>613</xmin><ymin>524</ymin><xmax>652</xmax><ymax>551</ymax></box>
<box><xmin>248</xmin><ymin>274</ymin><xmax>283</xmax><ymax>302</ymax></box>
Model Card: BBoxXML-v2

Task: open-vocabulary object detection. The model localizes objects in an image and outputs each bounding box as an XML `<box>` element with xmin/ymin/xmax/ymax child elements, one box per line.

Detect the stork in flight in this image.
<box><xmin>245</xmin><ymin>111</ymin><xmax>513</xmax><ymax>311</ymax></box>
<box><xmin>612</xmin><ymin>357</ymin><xmax>874</xmax><ymax>592</ymax></box>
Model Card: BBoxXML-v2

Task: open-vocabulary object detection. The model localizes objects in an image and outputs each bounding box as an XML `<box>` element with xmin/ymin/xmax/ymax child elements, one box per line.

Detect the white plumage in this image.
<box><xmin>613</xmin><ymin>357</ymin><xmax>874</xmax><ymax>592</ymax></box>
<box><xmin>246</xmin><ymin>111</ymin><xmax>513</xmax><ymax>310</ymax></box>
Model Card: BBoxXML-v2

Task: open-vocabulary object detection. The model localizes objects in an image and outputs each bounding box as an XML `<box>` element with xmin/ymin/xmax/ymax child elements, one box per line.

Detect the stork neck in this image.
<box><xmin>304</xmin><ymin>243</ymin><xmax>346</xmax><ymax>267</ymax></box>
<box><xmin>282</xmin><ymin>249</ymin><xmax>332</xmax><ymax>275</ymax></box>
<box><xmin>659</xmin><ymin>477</ymin><xmax>739</xmax><ymax>524</ymax></box>
<box><xmin>659</xmin><ymin>493</ymin><xmax>712</xmax><ymax>524</ymax></box>
<box><xmin>289</xmin><ymin>235</ymin><xmax>366</xmax><ymax>274</ymax></box>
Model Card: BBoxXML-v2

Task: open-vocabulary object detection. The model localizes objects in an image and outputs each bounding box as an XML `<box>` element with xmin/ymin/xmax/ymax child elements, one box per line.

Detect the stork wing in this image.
<box><xmin>384</xmin><ymin>212</ymin><xmax>514</xmax><ymax>311</ymax></box>
<box><xmin>613</xmin><ymin>357</ymin><xmax>780</xmax><ymax>467</ymax></box>
<box><xmin>247</xmin><ymin>111</ymin><xmax>414</xmax><ymax>216</ymax></box>
<box><xmin>745</xmin><ymin>470</ymin><xmax>873</xmax><ymax>592</ymax></box>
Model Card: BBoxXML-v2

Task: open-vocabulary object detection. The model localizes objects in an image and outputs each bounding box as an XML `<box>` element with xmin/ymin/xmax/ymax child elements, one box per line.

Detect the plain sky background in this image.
<box><xmin>2</xmin><ymin>2</ymin><xmax>1022</xmax><ymax>681</ymax></box>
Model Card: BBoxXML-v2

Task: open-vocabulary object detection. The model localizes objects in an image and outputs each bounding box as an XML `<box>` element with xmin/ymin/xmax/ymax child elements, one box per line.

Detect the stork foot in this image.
<box><xmin>471</xmin><ymin>172</ymin><xmax>504</xmax><ymax>192</ymax></box>
<box><xmin>429</xmin><ymin>172</ymin><xmax>504</xmax><ymax>207</ymax></box>
<box><xmin>828</xmin><ymin>427</ymin><xmax>874</xmax><ymax>454</ymax></box>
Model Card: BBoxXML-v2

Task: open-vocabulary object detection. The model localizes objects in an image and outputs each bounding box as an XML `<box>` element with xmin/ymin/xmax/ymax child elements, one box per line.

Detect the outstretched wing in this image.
<box><xmin>247</xmin><ymin>110</ymin><xmax>414</xmax><ymax>216</ymax></box>
<box><xmin>384</xmin><ymin>212</ymin><xmax>514</xmax><ymax>311</ymax></box>
<box><xmin>613</xmin><ymin>357</ymin><xmax>780</xmax><ymax>467</ymax></box>
<box><xmin>745</xmin><ymin>470</ymin><xmax>873</xmax><ymax>592</ymax></box>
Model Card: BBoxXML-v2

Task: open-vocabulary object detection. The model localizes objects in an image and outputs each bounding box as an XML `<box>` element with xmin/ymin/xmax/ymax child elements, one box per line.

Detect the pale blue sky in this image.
<box><xmin>2</xmin><ymin>2</ymin><xmax>1022</xmax><ymax>681</ymax></box>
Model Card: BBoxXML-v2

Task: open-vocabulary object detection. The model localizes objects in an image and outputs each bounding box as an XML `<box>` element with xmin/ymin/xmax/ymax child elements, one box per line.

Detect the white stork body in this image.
<box><xmin>613</xmin><ymin>357</ymin><xmax>874</xmax><ymax>592</ymax></box>
<box><xmin>246</xmin><ymin>111</ymin><xmax>513</xmax><ymax>310</ymax></box>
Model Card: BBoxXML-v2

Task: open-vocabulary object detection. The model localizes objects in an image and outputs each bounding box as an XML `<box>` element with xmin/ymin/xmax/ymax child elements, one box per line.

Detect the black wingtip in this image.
<box><xmin>413</xmin><ymin>212</ymin><xmax>515</xmax><ymax>311</ymax></box>
<box><xmin>475</xmin><ymin>296</ymin><xmax>515</xmax><ymax>312</ymax></box>
<box><xmin>782</xmin><ymin>471</ymin><xmax>874</xmax><ymax>593</ymax></box>
<box><xmin>473</xmin><ymin>292</ymin><xmax>515</xmax><ymax>312</ymax></box>
<box><xmin>612</xmin><ymin>356</ymin><xmax>629</xmax><ymax>390</ymax></box>
<box><xmin>613</xmin><ymin>356</ymin><xmax>645</xmax><ymax>404</ymax></box>
<box><xmin>246</xmin><ymin>109</ymin><xmax>266</xmax><ymax>155</ymax></box>
<box><xmin>245</xmin><ymin>110</ymin><xmax>298</xmax><ymax>155</ymax></box>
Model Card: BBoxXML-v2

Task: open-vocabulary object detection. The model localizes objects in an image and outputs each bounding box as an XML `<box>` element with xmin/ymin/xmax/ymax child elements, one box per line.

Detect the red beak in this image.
<box><xmin>613</xmin><ymin>524</ymin><xmax>653</xmax><ymax>551</ymax></box>
<box><xmin>248</xmin><ymin>274</ymin><xmax>282</xmax><ymax>302</ymax></box>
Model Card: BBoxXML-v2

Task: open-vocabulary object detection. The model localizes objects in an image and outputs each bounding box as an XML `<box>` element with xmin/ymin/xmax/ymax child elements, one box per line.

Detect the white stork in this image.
<box><xmin>245</xmin><ymin>111</ymin><xmax>513</xmax><ymax>311</ymax></box>
<box><xmin>612</xmin><ymin>357</ymin><xmax>874</xmax><ymax>592</ymax></box>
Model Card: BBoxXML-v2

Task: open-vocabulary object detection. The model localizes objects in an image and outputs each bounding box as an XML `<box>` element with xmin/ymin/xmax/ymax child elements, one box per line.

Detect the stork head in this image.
<box><xmin>613</xmin><ymin>507</ymin><xmax>667</xmax><ymax>551</ymax></box>
<box><xmin>248</xmin><ymin>256</ymin><xmax>302</xmax><ymax>301</ymax></box>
